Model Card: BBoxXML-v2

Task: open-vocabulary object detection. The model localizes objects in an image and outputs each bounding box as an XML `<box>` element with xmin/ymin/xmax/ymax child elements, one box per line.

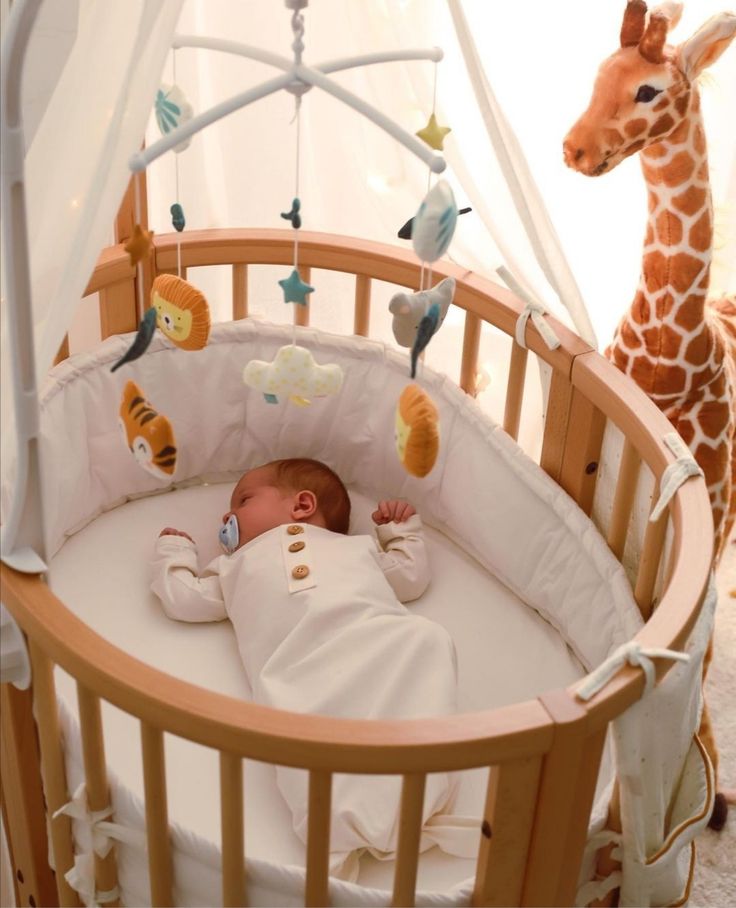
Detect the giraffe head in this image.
<box><xmin>563</xmin><ymin>1</ymin><xmax>736</xmax><ymax>177</ymax></box>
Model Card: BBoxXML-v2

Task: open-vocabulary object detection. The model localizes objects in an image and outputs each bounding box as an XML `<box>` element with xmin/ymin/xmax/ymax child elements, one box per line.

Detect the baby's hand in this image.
<box><xmin>372</xmin><ymin>500</ymin><xmax>417</xmax><ymax>525</ymax></box>
<box><xmin>159</xmin><ymin>527</ymin><xmax>195</xmax><ymax>543</ymax></box>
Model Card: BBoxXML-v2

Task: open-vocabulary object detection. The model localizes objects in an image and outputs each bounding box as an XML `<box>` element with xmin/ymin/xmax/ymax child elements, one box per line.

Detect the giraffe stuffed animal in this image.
<box><xmin>563</xmin><ymin>0</ymin><xmax>736</xmax><ymax>831</ymax></box>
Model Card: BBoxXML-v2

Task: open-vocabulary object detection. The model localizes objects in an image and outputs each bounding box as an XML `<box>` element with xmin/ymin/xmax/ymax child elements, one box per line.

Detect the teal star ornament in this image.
<box><xmin>278</xmin><ymin>268</ymin><xmax>315</xmax><ymax>305</ymax></box>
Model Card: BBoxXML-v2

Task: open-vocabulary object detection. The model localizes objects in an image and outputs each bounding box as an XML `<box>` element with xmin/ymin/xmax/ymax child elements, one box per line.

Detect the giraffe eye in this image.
<box><xmin>635</xmin><ymin>84</ymin><xmax>662</xmax><ymax>103</ymax></box>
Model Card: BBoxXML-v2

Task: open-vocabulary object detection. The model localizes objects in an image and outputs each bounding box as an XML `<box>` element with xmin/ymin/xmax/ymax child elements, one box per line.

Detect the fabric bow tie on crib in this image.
<box><xmin>54</xmin><ymin>782</ymin><xmax>146</xmax><ymax>906</ymax></box>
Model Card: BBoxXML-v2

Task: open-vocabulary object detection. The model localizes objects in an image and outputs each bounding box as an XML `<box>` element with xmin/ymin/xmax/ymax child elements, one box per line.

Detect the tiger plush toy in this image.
<box><xmin>119</xmin><ymin>380</ymin><xmax>177</xmax><ymax>480</ymax></box>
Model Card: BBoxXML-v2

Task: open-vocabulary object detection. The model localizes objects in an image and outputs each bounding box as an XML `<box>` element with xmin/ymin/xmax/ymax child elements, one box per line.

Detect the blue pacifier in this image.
<box><xmin>219</xmin><ymin>514</ymin><xmax>240</xmax><ymax>554</ymax></box>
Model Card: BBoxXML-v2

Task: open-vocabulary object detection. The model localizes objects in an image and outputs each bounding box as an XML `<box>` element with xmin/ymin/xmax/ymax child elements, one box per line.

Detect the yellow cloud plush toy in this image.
<box><xmin>243</xmin><ymin>345</ymin><xmax>343</xmax><ymax>406</ymax></box>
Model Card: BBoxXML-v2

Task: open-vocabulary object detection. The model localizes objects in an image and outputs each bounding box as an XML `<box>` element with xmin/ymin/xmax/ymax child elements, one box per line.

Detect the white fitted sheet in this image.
<box><xmin>48</xmin><ymin>482</ymin><xmax>590</xmax><ymax>898</ymax></box>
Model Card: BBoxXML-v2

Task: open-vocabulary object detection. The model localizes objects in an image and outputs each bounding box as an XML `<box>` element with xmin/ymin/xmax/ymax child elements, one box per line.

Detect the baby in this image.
<box><xmin>151</xmin><ymin>457</ymin><xmax>459</xmax><ymax>876</ymax></box>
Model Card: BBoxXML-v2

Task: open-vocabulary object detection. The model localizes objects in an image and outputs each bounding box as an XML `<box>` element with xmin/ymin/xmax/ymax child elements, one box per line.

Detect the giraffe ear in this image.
<box><xmin>678</xmin><ymin>12</ymin><xmax>736</xmax><ymax>79</ymax></box>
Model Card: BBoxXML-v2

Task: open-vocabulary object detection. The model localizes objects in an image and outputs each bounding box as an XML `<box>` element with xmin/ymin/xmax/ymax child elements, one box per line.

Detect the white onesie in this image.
<box><xmin>151</xmin><ymin>515</ymin><xmax>460</xmax><ymax>876</ymax></box>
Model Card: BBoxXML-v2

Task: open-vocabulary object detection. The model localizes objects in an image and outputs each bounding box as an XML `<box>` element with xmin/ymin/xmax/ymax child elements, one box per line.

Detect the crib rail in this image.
<box><xmin>3</xmin><ymin>229</ymin><xmax>714</xmax><ymax>908</ymax></box>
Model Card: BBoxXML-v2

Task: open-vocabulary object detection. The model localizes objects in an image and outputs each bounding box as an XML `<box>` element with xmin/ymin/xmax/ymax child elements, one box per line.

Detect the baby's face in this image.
<box><xmin>223</xmin><ymin>467</ymin><xmax>296</xmax><ymax>550</ymax></box>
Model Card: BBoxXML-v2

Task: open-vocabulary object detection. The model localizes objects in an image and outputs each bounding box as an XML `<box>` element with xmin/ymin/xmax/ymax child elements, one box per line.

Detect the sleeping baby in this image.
<box><xmin>150</xmin><ymin>457</ymin><xmax>462</xmax><ymax>878</ymax></box>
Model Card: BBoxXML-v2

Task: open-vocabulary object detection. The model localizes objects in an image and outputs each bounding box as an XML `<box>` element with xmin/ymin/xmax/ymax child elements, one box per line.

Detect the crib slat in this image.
<box><xmin>391</xmin><ymin>773</ymin><xmax>427</xmax><ymax>908</ymax></box>
<box><xmin>353</xmin><ymin>274</ymin><xmax>371</xmax><ymax>336</ymax></box>
<box><xmin>294</xmin><ymin>265</ymin><xmax>312</xmax><ymax>327</ymax></box>
<box><xmin>558</xmin><ymin>390</ymin><xmax>606</xmax><ymax>517</ymax></box>
<box><xmin>540</xmin><ymin>369</ymin><xmax>573</xmax><ymax>481</ymax></box>
<box><xmin>77</xmin><ymin>684</ymin><xmax>120</xmax><ymax>906</ymax></box>
<box><xmin>305</xmin><ymin>770</ymin><xmax>332</xmax><ymax>907</ymax></box>
<box><xmin>220</xmin><ymin>751</ymin><xmax>247</xmax><ymax>907</ymax></box>
<box><xmin>460</xmin><ymin>310</ymin><xmax>481</xmax><ymax>394</ymax></box>
<box><xmin>472</xmin><ymin>757</ymin><xmax>542</xmax><ymax>907</ymax></box>
<box><xmin>634</xmin><ymin>492</ymin><xmax>668</xmax><ymax>620</ymax></box>
<box><xmin>140</xmin><ymin>722</ymin><xmax>173</xmax><ymax>907</ymax></box>
<box><xmin>607</xmin><ymin>437</ymin><xmax>641</xmax><ymax>560</ymax></box>
<box><xmin>27</xmin><ymin>642</ymin><xmax>80</xmax><ymax>907</ymax></box>
<box><xmin>232</xmin><ymin>263</ymin><xmax>249</xmax><ymax>319</ymax></box>
<box><xmin>503</xmin><ymin>341</ymin><xmax>528</xmax><ymax>441</ymax></box>
<box><xmin>99</xmin><ymin>279</ymin><xmax>138</xmax><ymax>340</ymax></box>
<box><xmin>521</xmin><ymin>690</ymin><xmax>607</xmax><ymax>907</ymax></box>
<box><xmin>54</xmin><ymin>335</ymin><xmax>70</xmax><ymax>366</ymax></box>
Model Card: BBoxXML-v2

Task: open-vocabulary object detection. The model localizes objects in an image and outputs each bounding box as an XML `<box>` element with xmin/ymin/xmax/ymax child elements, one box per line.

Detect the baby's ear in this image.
<box><xmin>292</xmin><ymin>489</ymin><xmax>318</xmax><ymax>520</ymax></box>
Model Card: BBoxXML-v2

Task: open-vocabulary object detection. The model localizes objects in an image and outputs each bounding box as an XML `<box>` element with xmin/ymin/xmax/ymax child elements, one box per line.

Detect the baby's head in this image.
<box><xmin>221</xmin><ymin>458</ymin><xmax>351</xmax><ymax>551</ymax></box>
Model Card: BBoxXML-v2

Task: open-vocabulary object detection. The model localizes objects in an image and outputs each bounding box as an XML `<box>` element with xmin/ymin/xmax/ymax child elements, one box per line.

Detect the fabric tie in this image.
<box><xmin>576</xmin><ymin>641</ymin><xmax>690</xmax><ymax>701</ymax></box>
<box><xmin>64</xmin><ymin>852</ymin><xmax>120</xmax><ymax>906</ymax></box>
<box><xmin>576</xmin><ymin>871</ymin><xmax>623</xmax><ymax>907</ymax></box>
<box><xmin>497</xmin><ymin>266</ymin><xmax>561</xmax><ymax>351</ymax></box>
<box><xmin>649</xmin><ymin>432</ymin><xmax>703</xmax><ymax>522</ymax></box>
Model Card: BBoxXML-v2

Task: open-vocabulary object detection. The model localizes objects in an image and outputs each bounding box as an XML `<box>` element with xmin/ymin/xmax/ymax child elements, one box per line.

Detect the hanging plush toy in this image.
<box><xmin>395</xmin><ymin>384</ymin><xmax>439</xmax><ymax>478</ymax></box>
<box><xmin>110</xmin><ymin>308</ymin><xmax>157</xmax><ymax>372</ymax></box>
<box><xmin>389</xmin><ymin>277</ymin><xmax>455</xmax><ymax>347</ymax></box>
<box><xmin>119</xmin><ymin>381</ymin><xmax>177</xmax><ymax>480</ymax></box>
<box><xmin>243</xmin><ymin>345</ymin><xmax>343</xmax><ymax>406</ymax></box>
<box><xmin>411</xmin><ymin>180</ymin><xmax>458</xmax><ymax>263</ymax></box>
<box><xmin>151</xmin><ymin>274</ymin><xmax>210</xmax><ymax>351</ymax></box>
<box><xmin>155</xmin><ymin>84</ymin><xmax>194</xmax><ymax>153</ymax></box>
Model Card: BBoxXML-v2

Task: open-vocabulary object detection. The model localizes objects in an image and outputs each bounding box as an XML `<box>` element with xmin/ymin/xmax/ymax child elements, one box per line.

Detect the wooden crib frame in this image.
<box><xmin>0</xmin><ymin>178</ymin><xmax>714</xmax><ymax>908</ymax></box>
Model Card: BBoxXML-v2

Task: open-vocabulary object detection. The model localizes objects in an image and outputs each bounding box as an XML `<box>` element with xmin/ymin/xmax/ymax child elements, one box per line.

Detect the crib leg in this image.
<box><xmin>0</xmin><ymin>683</ymin><xmax>59</xmax><ymax>907</ymax></box>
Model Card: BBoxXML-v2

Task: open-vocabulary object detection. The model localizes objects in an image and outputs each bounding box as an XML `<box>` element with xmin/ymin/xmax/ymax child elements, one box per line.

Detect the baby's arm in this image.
<box><xmin>151</xmin><ymin>530</ymin><xmax>227</xmax><ymax>622</ymax></box>
<box><xmin>372</xmin><ymin>501</ymin><xmax>429</xmax><ymax>602</ymax></box>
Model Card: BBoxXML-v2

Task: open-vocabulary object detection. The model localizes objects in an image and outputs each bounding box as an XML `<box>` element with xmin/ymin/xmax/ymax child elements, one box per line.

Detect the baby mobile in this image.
<box><xmin>115</xmin><ymin>52</ymin><xmax>211</xmax><ymax>481</ymax></box>
<box><xmin>242</xmin><ymin>5</ymin><xmax>343</xmax><ymax>408</ymax></box>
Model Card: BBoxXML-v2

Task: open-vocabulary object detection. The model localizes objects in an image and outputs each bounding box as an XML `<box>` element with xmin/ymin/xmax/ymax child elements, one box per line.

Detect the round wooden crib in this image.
<box><xmin>0</xmin><ymin>219</ymin><xmax>713</xmax><ymax>908</ymax></box>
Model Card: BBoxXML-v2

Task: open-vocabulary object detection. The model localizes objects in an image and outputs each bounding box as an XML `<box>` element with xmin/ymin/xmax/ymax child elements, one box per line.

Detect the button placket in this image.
<box><xmin>281</xmin><ymin>525</ymin><xmax>316</xmax><ymax>593</ymax></box>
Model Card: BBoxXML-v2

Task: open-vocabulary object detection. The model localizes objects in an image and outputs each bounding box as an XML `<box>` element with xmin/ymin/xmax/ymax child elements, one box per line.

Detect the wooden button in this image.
<box><xmin>287</xmin><ymin>525</ymin><xmax>304</xmax><ymax>535</ymax></box>
<box><xmin>291</xmin><ymin>564</ymin><xmax>310</xmax><ymax>580</ymax></box>
<box><xmin>288</xmin><ymin>540</ymin><xmax>305</xmax><ymax>553</ymax></box>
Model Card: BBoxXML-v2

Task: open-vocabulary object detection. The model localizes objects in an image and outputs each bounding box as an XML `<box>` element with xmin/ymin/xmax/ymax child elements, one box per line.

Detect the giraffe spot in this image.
<box><xmin>677</xmin><ymin>419</ymin><xmax>695</xmax><ymax>445</ymax></box>
<box><xmin>674</xmin><ymin>294</ymin><xmax>706</xmax><ymax>331</ymax></box>
<box><xmin>626</xmin><ymin>139</ymin><xmax>646</xmax><ymax>156</ymax></box>
<box><xmin>643</xmin><ymin>251</ymin><xmax>669</xmax><ymax>292</ymax></box>
<box><xmin>612</xmin><ymin>345</ymin><xmax>630</xmax><ymax>370</ymax></box>
<box><xmin>698</xmin><ymin>273</ymin><xmax>710</xmax><ymax>290</ymax></box>
<box><xmin>649</xmin><ymin>114</ymin><xmax>675</xmax><ymax>138</ymax></box>
<box><xmin>693</xmin><ymin>124</ymin><xmax>706</xmax><ymax>155</ymax></box>
<box><xmin>694</xmin><ymin>439</ymin><xmax>729</xmax><ymax>487</ymax></box>
<box><xmin>604</xmin><ymin>128</ymin><xmax>624</xmax><ymax>147</ymax></box>
<box><xmin>648</xmin><ymin>190</ymin><xmax>660</xmax><ymax>213</ymax></box>
<box><xmin>672</xmin><ymin>186</ymin><xmax>706</xmax><ymax>216</ymax></box>
<box><xmin>711</xmin><ymin>506</ymin><xmax>725</xmax><ymax>536</ymax></box>
<box><xmin>688</xmin><ymin>92</ymin><xmax>699</xmax><ymax>114</ymax></box>
<box><xmin>661</xmin><ymin>151</ymin><xmax>695</xmax><ymax>186</ymax></box>
<box><xmin>696</xmin><ymin>161</ymin><xmax>709</xmax><ymax>181</ymax></box>
<box><xmin>668</xmin><ymin>119</ymin><xmax>690</xmax><ymax>144</ymax></box>
<box><xmin>655</xmin><ymin>292</ymin><xmax>675</xmax><ymax>318</ymax></box>
<box><xmin>645</xmin><ymin>143</ymin><xmax>668</xmax><ymax>160</ymax></box>
<box><xmin>631</xmin><ymin>355</ymin><xmax>655</xmax><ymax>389</ymax></box>
<box><xmin>685</xmin><ymin>331</ymin><xmax>711</xmax><ymax>366</ymax></box>
<box><xmin>622</xmin><ymin>321</ymin><xmax>642</xmax><ymax>348</ymax></box>
<box><xmin>656</xmin><ymin>210</ymin><xmax>683</xmax><ymax>246</ymax></box>
<box><xmin>653</xmin><ymin>98</ymin><xmax>669</xmax><ymax>112</ymax></box>
<box><xmin>642</xmin><ymin>325</ymin><xmax>682</xmax><ymax>358</ymax></box>
<box><xmin>626</xmin><ymin>118</ymin><xmax>648</xmax><ymax>137</ymax></box>
<box><xmin>689</xmin><ymin>211</ymin><xmax>711</xmax><ymax>252</ymax></box>
<box><xmin>632</xmin><ymin>292</ymin><xmax>650</xmax><ymax>324</ymax></box>
<box><xmin>670</xmin><ymin>253</ymin><xmax>705</xmax><ymax>293</ymax></box>
<box><xmin>643</xmin><ymin>162</ymin><xmax>662</xmax><ymax>186</ymax></box>
<box><xmin>655</xmin><ymin>363</ymin><xmax>687</xmax><ymax>393</ymax></box>
<box><xmin>692</xmin><ymin>364</ymin><xmax>719</xmax><ymax>391</ymax></box>
<box><xmin>645</xmin><ymin>223</ymin><xmax>655</xmax><ymax>246</ymax></box>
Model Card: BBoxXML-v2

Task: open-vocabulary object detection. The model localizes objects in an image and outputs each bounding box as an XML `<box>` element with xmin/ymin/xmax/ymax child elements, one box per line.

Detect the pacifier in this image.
<box><xmin>219</xmin><ymin>514</ymin><xmax>240</xmax><ymax>554</ymax></box>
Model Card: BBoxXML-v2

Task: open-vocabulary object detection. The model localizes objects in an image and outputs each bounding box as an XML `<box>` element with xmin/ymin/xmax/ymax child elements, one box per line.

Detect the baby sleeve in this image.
<box><xmin>151</xmin><ymin>534</ymin><xmax>227</xmax><ymax>622</ymax></box>
<box><xmin>373</xmin><ymin>514</ymin><xmax>430</xmax><ymax>603</ymax></box>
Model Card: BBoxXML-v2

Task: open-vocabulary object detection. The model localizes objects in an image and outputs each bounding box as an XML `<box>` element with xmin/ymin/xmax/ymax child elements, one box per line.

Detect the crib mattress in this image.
<box><xmin>48</xmin><ymin>482</ymin><xmax>589</xmax><ymax>902</ymax></box>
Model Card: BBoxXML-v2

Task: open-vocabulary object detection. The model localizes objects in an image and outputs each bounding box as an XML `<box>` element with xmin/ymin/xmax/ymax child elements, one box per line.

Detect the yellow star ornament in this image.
<box><xmin>415</xmin><ymin>113</ymin><xmax>451</xmax><ymax>151</ymax></box>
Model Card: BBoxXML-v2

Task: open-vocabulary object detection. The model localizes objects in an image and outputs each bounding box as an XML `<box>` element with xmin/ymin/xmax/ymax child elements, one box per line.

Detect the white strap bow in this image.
<box><xmin>576</xmin><ymin>640</ymin><xmax>690</xmax><ymax>701</ymax></box>
<box><xmin>497</xmin><ymin>265</ymin><xmax>561</xmax><ymax>351</ymax></box>
<box><xmin>649</xmin><ymin>432</ymin><xmax>703</xmax><ymax>522</ymax></box>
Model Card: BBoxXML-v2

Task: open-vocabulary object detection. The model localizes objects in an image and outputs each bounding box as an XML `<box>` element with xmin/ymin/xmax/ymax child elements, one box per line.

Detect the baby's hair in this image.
<box><xmin>267</xmin><ymin>458</ymin><xmax>351</xmax><ymax>534</ymax></box>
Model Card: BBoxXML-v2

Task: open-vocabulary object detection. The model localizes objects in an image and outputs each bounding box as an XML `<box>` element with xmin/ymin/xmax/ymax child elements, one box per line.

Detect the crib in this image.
<box><xmin>0</xmin><ymin>145</ymin><xmax>716</xmax><ymax>908</ymax></box>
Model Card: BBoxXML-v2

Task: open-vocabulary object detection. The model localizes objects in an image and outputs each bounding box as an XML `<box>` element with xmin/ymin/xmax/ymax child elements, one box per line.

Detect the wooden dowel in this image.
<box><xmin>27</xmin><ymin>641</ymin><xmax>80</xmax><ymax>907</ymax></box>
<box><xmin>607</xmin><ymin>438</ymin><xmax>641</xmax><ymax>561</ymax></box>
<box><xmin>353</xmin><ymin>274</ymin><xmax>371</xmax><ymax>336</ymax></box>
<box><xmin>140</xmin><ymin>722</ymin><xmax>173</xmax><ymax>907</ymax></box>
<box><xmin>472</xmin><ymin>757</ymin><xmax>542</xmax><ymax>908</ymax></box>
<box><xmin>294</xmin><ymin>265</ymin><xmax>311</xmax><ymax>327</ymax></box>
<box><xmin>305</xmin><ymin>770</ymin><xmax>331</xmax><ymax>907</ymax></box>
<box><xmin>99</xmin><ymin>280</ymin><xmax>138</xmax><ymax>340</ymax></box>
<box><xmin>220</xmin><ymin>751</ymin><xmax>246</xmax><ymax>907</ymax></box>
<box><xmin>540</xmin><ymin>370</ymin><xmax>573</xmax><ymax>482</ymax></box>
<box><xmin>460</xmin><ymin>310</ymin><xmax>481</xmax><ymax>394</ymax></box>
<box><xmin>503</xmin><ymin>341</ymin><xmax>527</xmax><ymax>441</ymax></box>
<box><xmin>232</xmin><ymin>264</ymin><xmax>248</xmax><ymax>320</ymax></box>
<box><xmin>76</xmin><ymin>684</ymin><xmax>119</xmax><ymax>906</ymax></box>
<box><xmin>391</xmin><ymin>774</ymin><xmax>426</xmax><ymax>908</ymax></box>
<box><xmin>558</xmin><ymin>391</ymin><xmax>607</xmax><ymax>517</ymax></box>
<box><xmin>634</xmin><ymin>496</ymin><xmax>669</xmax><ymax>620</ymax></box>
